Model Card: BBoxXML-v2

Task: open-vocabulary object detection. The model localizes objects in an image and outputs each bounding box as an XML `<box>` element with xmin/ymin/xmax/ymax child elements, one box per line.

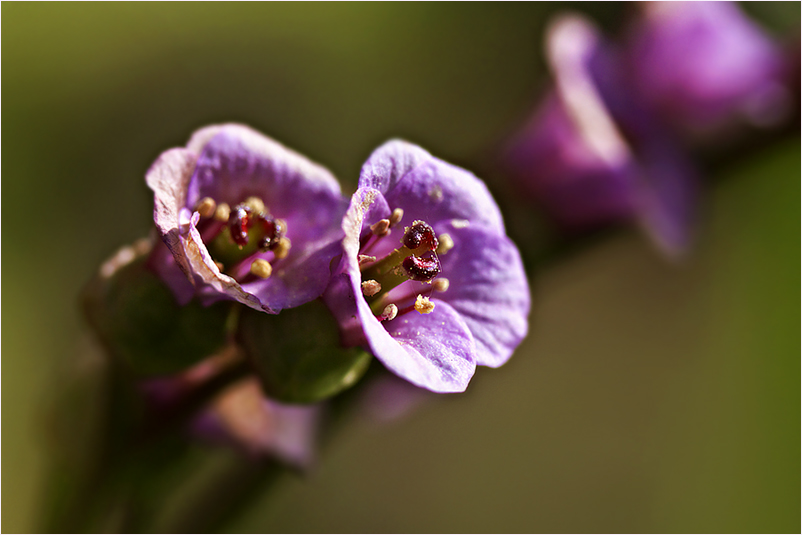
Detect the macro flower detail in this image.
<box><xmin>503</xmin><ymin>14</ymin><xmax>697</xmax><ymax>256</ymax></box>
<box><xmin>626</xmin><ymin>1</ymin><xmax>791</xmax><ymax>133</ymax></box>
<box><xmin>146</xmin><ymin>124</ymin><xmax>347</xmax><ymax>313</ymax></box>
<box><xmin>324</xmin><ymin>141</ymin><xmax>530</xmax><ymax>393</ymax></box>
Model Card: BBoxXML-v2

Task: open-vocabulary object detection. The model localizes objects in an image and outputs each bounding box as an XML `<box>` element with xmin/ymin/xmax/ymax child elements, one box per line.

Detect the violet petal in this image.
<box><xmin>358</xmin><ymin>140</ymin><xmax>506</xmax><ymax>236</ymax></box>
<box><xmin>434</xmin><ymin>226</ymin><xmax>530</xmax><ymax>368</ymax></box>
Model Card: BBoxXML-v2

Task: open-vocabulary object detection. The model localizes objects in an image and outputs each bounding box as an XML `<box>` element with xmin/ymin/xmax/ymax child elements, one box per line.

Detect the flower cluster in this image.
<box><xmin>84</xmin><ymin>124</ymin><xmax>531</xmax><ymax>458</ymax></box>
<box><xmin>503</xmin><ymin>2</ymin><xmax>795</xmax><ymax>256</ymax></box>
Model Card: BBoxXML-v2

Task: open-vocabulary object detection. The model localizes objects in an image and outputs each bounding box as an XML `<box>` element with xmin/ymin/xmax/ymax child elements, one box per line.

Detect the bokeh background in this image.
<box><xmin>3</xmin><ymin>3</ymin><xmax>799</xmax><ymax>532</ymax></box>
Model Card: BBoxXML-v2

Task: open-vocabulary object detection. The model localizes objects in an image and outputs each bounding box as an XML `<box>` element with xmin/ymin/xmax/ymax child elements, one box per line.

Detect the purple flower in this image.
<box><xmin>146</xmin><ymin>124</ymin><xmax>347</xmax><ymax>313</ymax></box>
<box><xmin>504</xmin><ymin>15</ymin><xmax>697</xmax><ymax>256</ymax></box>
<box><xmin>142</xmin><ymin>357</ymin><xmax>319</xmax><ymax>467</ymax></box>
<box><xmin>626</xmin><ymin>1</ymin><xmax>790</xmax><ymax>133</ymax></box>
<box><xmin>324</xmin><ymin>141</ymin><xmax>530</xmax><ymax>393</ymax></box>
<box><xmin>191</xmin><ymin>378</ymin><xmax>320</xmax><ymax>467</ymax></box>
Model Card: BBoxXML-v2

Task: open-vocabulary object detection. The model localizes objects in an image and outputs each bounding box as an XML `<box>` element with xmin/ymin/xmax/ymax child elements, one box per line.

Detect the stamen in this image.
<box><xmin>358</xmin><ymin>254</ymin><xmax>377</xmax><ymax>266</ymax></box>
<box><xmin>402</xmin><ymin>221</ymin><xmax>438</xmax><ymax>251</ymax></box>
<box><xmin>414</xmin><ymin>295</ymin><xmax>435</xmax><ymax>314</ymax></box>
<box><xmin>256</xmin><ymin>217</ymin><xmax>282</xmax><ymax>251</ymax></box>
<box><xmin>361</xmin><ymin>280</ymin><xmax>382</xmax><ymax>297</ymax></box>
<box><xmin>273</xmin><ymin>237</ymin><xmax>291</xmax><ymax>260</ymax></box>
<box><xmin>228</xmin><ymin>205</ymin><xmax>252</xmax><ymax>247</ymax></box>
<box><xmin>436</xmin><ymin>233</ymin><xmax>454</xmax><ymax>255</ymax></box>
<box><xmin>244</xmin><ymin>196</ymin><xmax>266</xmax><ymax>213</ymax></box>
<box><xmin>378</xmin><ymin>303</ymin><xmax>398</xmax><ymax>321</ymax></box>
<box><xmin>370</xmin><ymin>219</ymin><xmax>391</xmax><ymax>237</ymax></box>
<box><xmin>432</xmin><ymin>278</ymin><xmax>450</xmax><ymax>292</ymax></box>
<box><xmin>214</xmin><ymin>203</ymin><xmax>231</xmax><ymax>223</ymax></box>
<box><xmin>362</xmin><ymin>219</ymin><xmax>440</xmax><ymax>280</ymax></box>
<box><xmin>250</xmin><ymin>258</ymin><xmax>273</xmax><ymax>279</ymax></box>
<box><xmin>215</xmin><ymin>261</ymin><xmax>225</xmax><ymax>272</ymax></box>
<box><xmin>389</xmin><ymin>208</ymin><xmax>404</xmax><ymax>227</ymax></box>
<box><xmin>196</xmin><ymin>197</ymin><xmax>217</xmax><ymax>218</ymax></box>
<box><xmin>402</xmin><ymin>253</ymin><xmax>441</xmax><ymax>282</ymax></box>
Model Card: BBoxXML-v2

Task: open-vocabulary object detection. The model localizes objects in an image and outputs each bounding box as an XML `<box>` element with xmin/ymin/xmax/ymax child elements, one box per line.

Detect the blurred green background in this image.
<box><xmin>3</xmin><ymin>3</ymin><xmax>799</xmax><ymax>532</ymax></box>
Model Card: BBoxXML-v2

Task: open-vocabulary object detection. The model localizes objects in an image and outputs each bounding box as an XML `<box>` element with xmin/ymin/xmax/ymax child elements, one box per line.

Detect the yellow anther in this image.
<box><xmin>380</xmin><ymin>303</ymin><xmax>398</xmax><ymax>321</ymax></box>
<box><xmin>436</xmin><ymin>233</ymin><xmax>454</xmax><ymax>255</ymax></box>
<box><xmin>389</xmin><ymin>208</ymin><xmax>404</xmax><ymax>227</ymax></box>
<box><xmin>358</xmin><ymin>254</ymin><xmax>377</xmax><ymax>266</ymax></box>
<box><xmin>432</xmin><ymin>278</ymin><xmax>450</xmax><ymax>292</ymax></box>
<box><xmin>273</xmin><ymin>237</ymin><xmax>292</xmax><ymax>260</ymax></box>
<box><xmin>215</xmin><ymin>261</ymin><xmax>225</xmax><ymax>272</ymax></box>
<box><xmin>196</xmin><ymin>197</ymin><xmax>217</xmax><ymax>218</ymax></box>
<box><xmin>370</xmin><ymin>218</ymin><xmax>391</xmax><ymax>236</ymax></box>
<box><xmin>361</xmin><ymin>280</ymin><xmax>382</xmax><ymax>297</ymax></box>
<box><xmin>214</xmin><ymin>203</ymin><xmax>231</xmax><ymax>222</ymax></box>
<box><xmin>244</xmin><ymin>196</ymin><xmax>266</xmax><ymax>213</ymax></box>
<box><xmin>250</xmin><ymin>258</ymin><xmax>273</xmax><ymax>279</ymax></box>
<box><xmin>414</xmin><ymin>294</ymin><xmax>435</xmax><ymax>314</ymax></box>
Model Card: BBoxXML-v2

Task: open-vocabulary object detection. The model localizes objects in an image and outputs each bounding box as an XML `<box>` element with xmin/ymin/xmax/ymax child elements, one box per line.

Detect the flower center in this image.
<box><xmin>193</xmin><ymin>196</ymin><xmax>291</xmax><ymax>281</ymax></box>
<box><xmin>359</xmin><ymin>216</ymin><xmax>453</xmax><ymax>321</ymax></box>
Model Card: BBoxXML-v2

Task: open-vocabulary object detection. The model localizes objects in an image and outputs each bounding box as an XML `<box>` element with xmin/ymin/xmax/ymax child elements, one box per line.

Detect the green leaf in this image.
<box><xmin>83</xmin><ymin>251</ymin><xmax>230</xmax><ymax>376</ymax></box>
<box><xmin>238</xmin><ymin>300</ymin><xmax>372</xmax><ymax>403</ymax></box>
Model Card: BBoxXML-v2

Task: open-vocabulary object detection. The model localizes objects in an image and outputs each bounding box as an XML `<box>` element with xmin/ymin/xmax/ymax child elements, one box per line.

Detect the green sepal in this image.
<box><xmin>83</xmin><ymin>249</ymin><xmax>231</xmax><ymax>376</ymax></box>
<box><xmin>237</xmin><ymin>299</ymin><xmax>371</xmax><ymax>403</ymax></box>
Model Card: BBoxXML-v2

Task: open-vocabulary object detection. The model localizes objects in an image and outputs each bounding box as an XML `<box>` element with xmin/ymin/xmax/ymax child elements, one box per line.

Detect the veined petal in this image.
<box><xmin>145</xmin><ymin>147</ymin><xmax>198</xmax><ymax>283</ymax></box>
<box><xmin>358</xmin><ymin>140</ymin><xmax>505</xmax><ymax>236</ymax></box>
<box><xmin>361</xmin><ymin>295</ymin><xmax>476</xmax><ymax>393</ymax></box>
<box><xmin>435</xmin><ymin>226</ymin><xmax>530</xmax><ymax>368</ymax></box>
<box><xmin>187</xmin><ymin>123</ymin><xmax>347</xmax><ymax>245</ymax></box>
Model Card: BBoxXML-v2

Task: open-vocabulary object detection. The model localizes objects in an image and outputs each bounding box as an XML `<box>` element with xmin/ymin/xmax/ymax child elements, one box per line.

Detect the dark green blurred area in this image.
<box><xmin>3</xmin><ymin>3</ymin><xmax>799</xmax><ymax>532</ymax></box>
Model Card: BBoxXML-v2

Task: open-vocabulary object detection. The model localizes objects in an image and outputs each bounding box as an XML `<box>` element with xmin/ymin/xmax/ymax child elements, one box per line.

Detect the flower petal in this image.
<box><xmin>191</xmin><ymin>377</ymin><xmax>321</xmax><ymax>468</ymax></box>
<box><xmin>240</xmin><ymin>240</ymin><xmax>345</xmax><ymax>312</ymax></box>
<box><xmin>628</xmin><ymin>2</ymin><xmax>789</xmax><ymax>130</ymax></box>
<box><xmin>504</xmin><ymin>92</ymin><xmax>639</xmax><ymax>229</ymax></box>
<box><xmin>145</xmin><ymin>147</ymin><xmax>198</xmax><ymax>283</ymax></box>
<box><xmin>358</xmin><ymin>140</ymin><xmax>505</xmax><ymax>235</ymax></box>
<box><xmin>634</xmin><ymin>139</ymin><xmax>698</xmax><ymax>258</ymax></box>
<box><xmin>435</xmin><ymin>225</ymin><xmax>530</xmax><ymax>368</ymax></box>
<box><xmin>362</xmin><ymin>296</ymin><xmax>477</xmax><ymax>393</ymax></box>
<box><xmin>186</xmin><ymin>123</ymin><xmax>346</xmax><ymax>246</ymax></box>
<box><xmin>183</xmin><ymin>211</ymin><xmax>269</xmax><ymax>312</ymax></box>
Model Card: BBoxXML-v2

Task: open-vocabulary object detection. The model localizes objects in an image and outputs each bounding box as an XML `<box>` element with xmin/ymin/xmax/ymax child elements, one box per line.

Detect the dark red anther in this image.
<box><xmin>227</xmin><ymin>201</ymin><xmax>287</xmax><ymax>251</ymax></box>
<box><xmin>402</xmin><ymin>220</ymin><xmax>439</xmax><ymax>251</ymax></box>
<box><xmin>401</xmin><ymin>252</ymin><xmax>441</xmax><ymax>282</ymax></box>
<box><xmin>228</xmin><ymin>205</ymin><xmax>252</xmax><ymax>247</ymax></box>
<box><xmin>255</xmin><ymin>214</ymin><xmax>285</xmax><ymax>251</ymax></box>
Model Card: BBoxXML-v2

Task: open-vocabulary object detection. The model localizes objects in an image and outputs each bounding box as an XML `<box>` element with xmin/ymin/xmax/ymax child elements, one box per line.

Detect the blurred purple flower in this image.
<box><xmin>146</xmin><ymin>124</ymin><xmax>347</xmax><ymax>313</ymax></box>
<box><xmin>192</xmin><ymin>378</ymin><xmax>320</xmax><ymax>467</ymax></box>
<box><xmin>324</xmin><ymin>141</ymin><xmax>530</xmax><ymax>393</ymax></box>
<box><xmin>504</xmin><ymin>15</ymin><xmax>697</xmax><ymax>256</ymax></box>
<box><xmin>626</xmin><ymin>1</ymin><xmax>791</xmax><ymax>133</ymax></box>
<box><xmin>142</xmin><ymin>354</ymin><xmax>320</xmax><ymax>467</ymax></box>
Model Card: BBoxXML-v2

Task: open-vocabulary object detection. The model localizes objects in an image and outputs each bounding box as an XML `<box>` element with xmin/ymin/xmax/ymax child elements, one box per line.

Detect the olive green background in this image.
<box><xmin>3</xmin><ymin>3</ymin><xmax>799</xmax><ymax>532</ymax></box>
